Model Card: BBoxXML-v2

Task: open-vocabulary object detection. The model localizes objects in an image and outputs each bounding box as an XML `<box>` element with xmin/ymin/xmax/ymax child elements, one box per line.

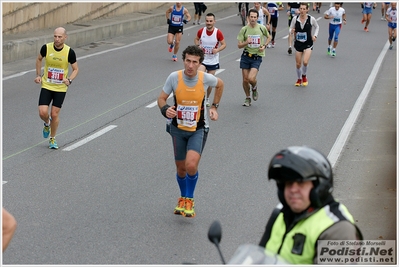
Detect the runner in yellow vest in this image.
<box><xmin>157</xmin><ymin>45</ymin><xmax>224</xmax><ymax>218</ymax></box>
<box><xmin>258</xmin><ymin>146</ymin><xmax>363</xmax><ymax>264</ymax></box>
<box><xmin>34</xmin><ymin>27</ymin><xmax>79</xmax><ymax>149</ymax></box>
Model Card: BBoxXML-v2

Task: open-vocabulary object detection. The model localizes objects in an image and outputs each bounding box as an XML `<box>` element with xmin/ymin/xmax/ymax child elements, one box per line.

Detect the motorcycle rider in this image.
<box><xmin>258</xmin><ymin>146</ymin><xmax>363</xmax><ymax>264</ymax></box>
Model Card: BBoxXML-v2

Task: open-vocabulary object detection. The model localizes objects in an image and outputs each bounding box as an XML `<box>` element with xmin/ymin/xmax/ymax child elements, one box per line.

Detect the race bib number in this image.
<box><xmin>203</xmin><ymin>45</ymin><xmax>214</xmax><ymax>54</ymax></box>
<box><xmin>47</xmin><ymin>67</ymin><xmax>64</xmax><ymax>84</ymax></box>
<box><xmin>296</xmin><ymin>32</ymin><xmax>307</xmax><ymax>42</ymax></box>
<box><xmin>333</xmin><ymin>16</ymin><xmax>341</xmax><ymax>23</ymax></box>
<box><xmin>248</xmin><ymin>34</ymin><xmax>261</xmax><ymax>48</ymax></box>
<box><xmin>291</xmin><ymin>8</ymin><xmax>298</xmax><ymax>15</ymax></box>
<box><xmin>176</xmin><ymin>105</ymin><xmax>198</xmax><ymax>128</ymax></box>
<box><xmin>172</xmin><ymin>14</ymin><xmax>182</xmax><ymax>23</ymax></box>
<box><xmin>390</xmin><ymin>11</ymin><xmax>397</xmax><ymax>22</ymax></box>
<box><xmin>268</xmin><ymin>7</ymin><xmax>276</xmax><ymax>15</ymax></box>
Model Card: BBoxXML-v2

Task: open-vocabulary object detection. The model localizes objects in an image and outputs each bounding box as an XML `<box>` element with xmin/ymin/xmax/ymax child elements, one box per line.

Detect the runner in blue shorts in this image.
<box><xmin>385</xmin><ymin>2</ymin><xmax>397</xmax><ymax>50</ymax></box>
<box><xmin>361</xmin><ymin>2</ymin><xmax>377</xmax><ymax>32</ymax></box>
<box><xmin>324</xmin><ymin>3</ymin><xmax>346</xmax><ymax>57</ymax></box>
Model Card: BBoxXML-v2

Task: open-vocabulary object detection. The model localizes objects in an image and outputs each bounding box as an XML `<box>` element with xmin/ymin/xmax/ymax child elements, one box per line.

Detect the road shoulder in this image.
<box><xmin>333</xmin><ymin>44</ymin><xmax>397</xmax><ymax>241</ymax></box>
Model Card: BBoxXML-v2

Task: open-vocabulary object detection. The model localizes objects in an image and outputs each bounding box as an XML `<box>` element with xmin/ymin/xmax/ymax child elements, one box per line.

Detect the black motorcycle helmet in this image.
<box><xmin>268</xmin><ymin>146</ymin><xmax>333</xmax><ymax>209</ymax></box>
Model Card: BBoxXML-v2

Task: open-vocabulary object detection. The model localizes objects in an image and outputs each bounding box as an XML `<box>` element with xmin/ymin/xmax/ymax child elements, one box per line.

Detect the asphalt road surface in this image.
<box><xmin>2</xmin><ymin>3</ymin><xmax>397</xmax><ymax>265</ymax></box>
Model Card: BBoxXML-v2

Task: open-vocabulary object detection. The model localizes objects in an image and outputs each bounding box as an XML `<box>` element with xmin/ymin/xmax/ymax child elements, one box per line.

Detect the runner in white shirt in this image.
<box><xmin>385</xmin><ymin>2</ymin><xmax>397</xmax><ymax>50</ymax></box>
<box><xmin>324</xmin><ymin>3</ymin><xmax>346</xmax><ymax>57</ymax></box>
<box><xmin>249</xmin><ymin>2</ymin><xmax>271</xmax><ymax>30</ymax></box>
<box><xmin>194</xmin><ymin>13</ymin><xmax>226</xmax><ymax>107</ymax></box>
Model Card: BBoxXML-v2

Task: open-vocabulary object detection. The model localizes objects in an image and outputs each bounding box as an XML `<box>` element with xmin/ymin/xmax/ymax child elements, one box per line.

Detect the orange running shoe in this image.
<box><xmin>174</xmin><ymin>197</ymin><xmax>185</xmax><ymax>215</ymax></box>
<box><xmin>182</xmin><ymin>198</ymin><xmax>195</xmax><ymax>218</ymax></box>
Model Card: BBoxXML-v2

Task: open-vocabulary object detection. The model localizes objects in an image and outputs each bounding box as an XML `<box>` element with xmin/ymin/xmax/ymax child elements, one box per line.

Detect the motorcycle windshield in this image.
<box><xmin>227</xmin><ymin>244</ymin><xmax>289</xmax><ymax>265</ymax></box>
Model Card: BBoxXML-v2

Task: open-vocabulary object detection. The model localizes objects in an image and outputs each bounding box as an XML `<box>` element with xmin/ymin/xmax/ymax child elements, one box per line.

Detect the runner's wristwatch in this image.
<box><xmin>68</xmin><ymin>79</ymin><xmax>72</xmax><ymax>84</ymax></box>
<box><xmin>212</xmin><ymin>103</ymin><xmax>219</xmax><ymax>108</ymax></box>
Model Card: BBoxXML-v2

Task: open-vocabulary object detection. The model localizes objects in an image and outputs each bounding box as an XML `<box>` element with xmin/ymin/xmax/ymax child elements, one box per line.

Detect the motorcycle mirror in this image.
<box><xmin>208</xmin><ymin>220</ymin><xmax>226</xmax><ymax>264</ymax></box>
<box><xmin>208</xmin><ymin>220</ymin><xmax>222</xmax><ymax>245</ymax></box>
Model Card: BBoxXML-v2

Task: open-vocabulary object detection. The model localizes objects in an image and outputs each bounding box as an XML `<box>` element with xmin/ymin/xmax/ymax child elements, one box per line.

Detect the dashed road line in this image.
<box><xmin>63</xmin><ymin>125</ymin><xmax>117</xmax><ymax>151</ymax></box>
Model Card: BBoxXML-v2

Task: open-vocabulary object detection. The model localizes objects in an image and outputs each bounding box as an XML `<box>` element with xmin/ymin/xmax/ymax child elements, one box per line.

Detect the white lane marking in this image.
<box><xmin>146</xmin><ymin>69</ymin><xmax>225</xmax><ymax>108</ymax></box>
<box><xmin>63</xmin><ymin>125</ymin><xmax>117</xmax><ymax>151</ymax></box>
<box><xmin>3</xmin><ymin>181</ymin><xmax>8</xmax><ymax>184</ymax></box>
<box><xmin>328</xmin><ymin>41</ymin><xmax>390</xmax><ymax>168</ymax></box>
<box><xmin>146</xmin><ymin>92</ymin><xmax>174</xmax><ymax>108</ymax></box>
<box><xmin>215</xmin><ymin>69</ymin><xmax>225</xmax><ymax>75</ymax></box>
<box><xmin>4</xmin><ymin>71</ymin><xmax>30</xmax><ymax>80</ymax></box>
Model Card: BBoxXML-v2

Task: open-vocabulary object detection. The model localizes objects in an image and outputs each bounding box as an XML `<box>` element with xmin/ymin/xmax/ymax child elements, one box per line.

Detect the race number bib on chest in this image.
<box><xmin>248</xmin><ymin>35</ymin><xmax>261</xmax><ymax>48</ymax></box>
<box><xmin>390</xmin><ymin>11</ymin><xmax>397</xmax><ymax>22</ymax></box>
<box><xmin>296</xmin><ymin>32</ymin><xmax>307</xmax><ymax>42</ymax></box>
<box><xmin>333</xmin><ymin>16</ymin><xmax>341</xmax><ymax>23</ymax></box>
<box><xmin>177</xmin><ymin>105</ymin><xmax>199</xmax><ymax>128</ymax></box>
<box><xmin>47</xmin><ymin>67</ymin><xmax>64</xmax><ymax>84</ymax></box>
<box><xmin>172</xmin><ymin>14</ymin><xmax>182</xmax><ymax>23</ymax></box>
<box><xmin>203</xmin><ymin>45</ymin><xmax>214</xmax><ymax>54</ymax></box>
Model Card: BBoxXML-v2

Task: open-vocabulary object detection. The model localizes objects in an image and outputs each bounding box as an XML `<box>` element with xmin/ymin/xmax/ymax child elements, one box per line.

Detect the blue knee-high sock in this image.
<box><xmin>185</xmin><ymin>172</ymin><xmax>198</xmax><ymax>199</ymax></box>
<box><xmin>176</xmin><ymin>174</ymin><xmax>187</xmax><ymax>197</ymax></box>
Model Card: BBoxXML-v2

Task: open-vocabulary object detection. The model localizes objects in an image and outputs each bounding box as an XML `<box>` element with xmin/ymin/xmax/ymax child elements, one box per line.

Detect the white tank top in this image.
<box><xmin>256</xmin><ymin>8</ymin><xmax>265</xmax><ymax>25</ymax></box>
<box><xmin>200</xmin><ymin>27</ymin><xmax>220</xmax><ymax>65</ymax></box>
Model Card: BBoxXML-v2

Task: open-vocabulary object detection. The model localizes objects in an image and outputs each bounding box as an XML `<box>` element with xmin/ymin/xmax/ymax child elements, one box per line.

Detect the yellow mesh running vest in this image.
<box><xmin>42</xmin><ymin>42</ymin><xmax>70</xmax><ymax>92</ymax></box>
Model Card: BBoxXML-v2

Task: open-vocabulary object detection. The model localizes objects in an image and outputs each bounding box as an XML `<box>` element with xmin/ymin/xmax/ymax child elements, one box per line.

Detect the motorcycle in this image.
<box><xmin>207</xmin><ymin>220</ymin><xmax>289</xmax><ymax>265</ymax></box>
